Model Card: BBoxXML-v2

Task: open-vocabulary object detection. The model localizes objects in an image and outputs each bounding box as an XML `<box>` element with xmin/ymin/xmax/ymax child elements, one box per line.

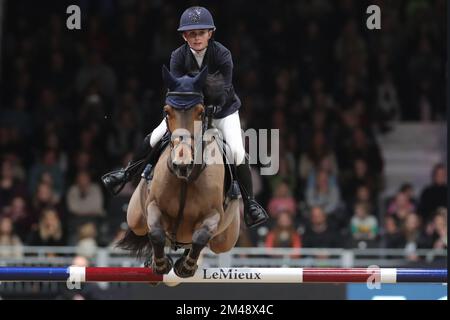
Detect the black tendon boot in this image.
<box><xmin>102</xmin><ymin>133</ymin><xmax>153</xmax><ymax>195</ymax></box>
<box><xmin>235</xmin><ymin>163</ymin><xmax>269</xmax><ymax>228</ymax></box>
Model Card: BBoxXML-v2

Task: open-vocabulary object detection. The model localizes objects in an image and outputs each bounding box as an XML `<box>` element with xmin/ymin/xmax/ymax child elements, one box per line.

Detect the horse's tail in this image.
<box><xmin>115</xmin><ymin>228</ymin><xmax>152</xmax><ymax>259</ymax></box>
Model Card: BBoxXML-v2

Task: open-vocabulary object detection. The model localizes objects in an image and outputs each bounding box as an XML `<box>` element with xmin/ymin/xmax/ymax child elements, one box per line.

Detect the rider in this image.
<box><xmin>102</xmin><ymin>6</ymin><xmax>268</xmax><ymax>228</ymax></box>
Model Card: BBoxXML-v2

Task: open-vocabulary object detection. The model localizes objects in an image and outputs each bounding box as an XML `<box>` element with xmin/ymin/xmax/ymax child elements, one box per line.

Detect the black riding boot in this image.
<box><xmin>235</xmin><ymin>163</ymin><xmax>269</xmax><ymax>228</ymax></box>
<box><xmin>102</xmin><ymin>133</ymin><xmax>153</xmax><ymax>195</ymax></box>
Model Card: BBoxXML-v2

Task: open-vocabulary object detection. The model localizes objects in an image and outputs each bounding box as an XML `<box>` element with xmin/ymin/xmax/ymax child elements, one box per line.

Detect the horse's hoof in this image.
<box><xmin>173</xmin><ymin>256</ymin><xmax>198</xmax><ymax>278</ymax></box>
<box><xmin>151</xmin><ymin>255</ymin><xmax>173</xmax><ymax>275</ymax></box>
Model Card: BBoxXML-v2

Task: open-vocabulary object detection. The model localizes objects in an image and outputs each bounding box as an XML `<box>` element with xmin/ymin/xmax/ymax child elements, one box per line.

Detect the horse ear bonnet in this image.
<box><xmin>163</xmin><ymin>66</ymin><xmax>208</xmax><ymax>109</ymax></box>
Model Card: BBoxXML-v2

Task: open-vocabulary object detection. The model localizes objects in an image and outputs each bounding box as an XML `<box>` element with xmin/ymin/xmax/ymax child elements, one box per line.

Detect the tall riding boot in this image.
<box><xmin>102</xmin><ymin>133</ymin><xmax>154</xmax><ymax>195</ymax></box>
<box><xmin>235</xmin><ymin>163</ymin><xmax>269</xmax><ymax>228</ymax></box>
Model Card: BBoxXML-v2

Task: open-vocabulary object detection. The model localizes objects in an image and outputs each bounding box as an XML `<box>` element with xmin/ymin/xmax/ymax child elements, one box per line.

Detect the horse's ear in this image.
<box><xmin>162</xmin><ymin>65</ymin><xmax>178</xmax><ymax>91</ymax></box>
<box><xmin>193</xmin><ymin>66</ymin><xmax>208</xmax><ymax>91</ymax></box>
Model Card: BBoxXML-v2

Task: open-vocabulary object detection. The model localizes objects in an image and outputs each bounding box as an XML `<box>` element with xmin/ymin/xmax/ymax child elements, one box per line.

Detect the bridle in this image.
<box><xmin>164</xmin><ymin>90</ymin><xmax>213</xmax><ymax>249</ymax></box>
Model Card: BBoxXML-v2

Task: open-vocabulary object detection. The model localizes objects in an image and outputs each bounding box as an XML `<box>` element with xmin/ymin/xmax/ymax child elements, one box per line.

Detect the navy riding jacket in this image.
<box><xmin>169</xmin><ymin>40</ymin><xmax>241</xmax><ymax>118</ymax></box>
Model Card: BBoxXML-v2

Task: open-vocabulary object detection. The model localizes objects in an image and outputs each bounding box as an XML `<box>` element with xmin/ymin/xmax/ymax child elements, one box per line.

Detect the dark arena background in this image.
<box><xmin>0</xmin><ymin>0</ymin><xmax>447</xmax><ymax>302</ymax></box>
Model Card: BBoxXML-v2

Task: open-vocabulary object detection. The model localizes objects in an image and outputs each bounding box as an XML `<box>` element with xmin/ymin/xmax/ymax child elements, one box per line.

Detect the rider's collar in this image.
<box><xmin>189</xmin><ymin>47</ymin><xmax>207</xmax><ymax>57</ymax></box>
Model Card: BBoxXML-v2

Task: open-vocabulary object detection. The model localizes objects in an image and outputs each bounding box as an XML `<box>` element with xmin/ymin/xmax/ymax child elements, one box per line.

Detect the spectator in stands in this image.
<box><xmin>305</xmin><ymin>169</ymin><xmax>341</xmax><ymax>216</ymax></box>
<box><xmin>27</xmin><ymin>208</ymin><xmax>65</xmax><ymax>247</ymax></box>
<box><xmin>299</xmin><ymin>130</ymin><xmax>338</xmax><ymax>183</ymax></box>
<box><xmin>346</xmin><ymin>128</ymin><xmax>384</xmax><ymax>176</ymax></box>
<box><xmin>341</xmin><ymin>158</ymin><xmax>377</xmax><ymax>204</ymax></box>
<box><xmin>386</xmin><ymin>190</ymin><xmax>416</xmax><ymax>223</ymax></box>
<box><xmin>67</xmin><ymin>170</ymin><xmax>104</xmax><ymax>218</ymax></box>
<box><xmin>0</xmin><ymin>158</ymin><xmax>27</xmax><ymax>209</ymax></box>
<box><xmin>351</xmin><ymin>184</ymin><xmax>374</xmax><ymax>210</ymax></box>
<box><xmin>418</xmin><ymin>163</ymin><xmax>447</xmax><ymax>223</ymax></box>
<box><xmin>28</xmin><ymin>148</ymin><xmax>65</xmax><ymax>199</ymax></box>
<box><xmin>43</xmin><ymin>131</ymin><xmax>69</xmax><ymax>175</ymax></box>
<box><xmin>265</xmin><ymin>210</ymin><xmax>301</xmax><ymax>249</ymax></box>
<box><xmin>1</xmin><ymin>195</ymin><xmax>31</xmax><ymax>238</ymax></box>
<box><xmin>381</xmin><ymin>215</ymin><xmax>404</xmax><ymax>248</ymax></box>
<box><xmin>399</xmin><ymin>183</ymin><xmax>418</xmax><ymax>208</ymax></box>
<box><xmin>75</xmin><ymin>222</ymin><xmax>98</xmax><ymax>258</ymax></box>
<box><xmin>302</xmin><ymin>206</ymin><xmax>340</xmax><ymax>248</ymax></box>
<box><xmin>0</xmin><ymin>216</ymin><xmax>24</xmax><ymax>258</ymax></box>
<box><xmin>31</xmin><ymin>182</ymin><xmax>63</xmax><ymax>228</ymax></box>
<box><xmin>350</xmin><ymin>202</ymin><xmax>378</xmax><ymax>241</ymax></box>
<box><xmin>425</xmin><ymin>207</ymin><xmax>447</xmax><ymax>249</ymax></box>
<box><xmin>267</xmin><ymin>180</ymin><xmax>297</xmax><ymax>220</ymax></box>
<box><xmin>67</xmin><ymin>150</ymin><xmax>97</xmax><ymax>184</ymax></box>
<box><xmin>401</xmin><ymin>212</ymin><xmax>429</xmax><ymax>261</ymax></box>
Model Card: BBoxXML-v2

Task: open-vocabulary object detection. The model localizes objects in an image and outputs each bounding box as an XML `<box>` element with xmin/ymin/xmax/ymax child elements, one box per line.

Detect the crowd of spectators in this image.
<box><xmin>0</xmin><ymin>0</ymin><xmax>447</xmax><ymax>261</ymax></box>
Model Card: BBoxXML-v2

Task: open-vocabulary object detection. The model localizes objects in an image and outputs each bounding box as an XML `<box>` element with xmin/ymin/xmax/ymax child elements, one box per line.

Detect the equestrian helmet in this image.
<box><xmin>177</xmin><ymin>6</ymin><xmax>216</xmax><ymax>32</ymax></box>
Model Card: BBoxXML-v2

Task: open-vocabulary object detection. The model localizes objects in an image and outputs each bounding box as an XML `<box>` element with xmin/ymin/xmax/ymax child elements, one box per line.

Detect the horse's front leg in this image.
<box><xmin>147</xmin><ymin>200</ymin><xmax>173</xmax><ymax>274</ymax></box>
<box><xmin>174</xmin><ymin>211</ymin><xmax>220</xmax><ymax>278</ymax></box>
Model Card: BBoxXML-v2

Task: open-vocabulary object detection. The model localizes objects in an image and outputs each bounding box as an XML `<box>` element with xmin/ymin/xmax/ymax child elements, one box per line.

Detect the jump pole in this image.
<box><xmin>0</xmin><ymin>267</ymin><xmax>447</xmax><ymax>283</ymax></box>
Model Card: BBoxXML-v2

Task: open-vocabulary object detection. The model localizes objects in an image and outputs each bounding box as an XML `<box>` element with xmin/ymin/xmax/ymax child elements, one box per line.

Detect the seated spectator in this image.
<box><xmin>67</xmin><ymin>170</ymin><xmax>104</xmax><ymax>218</ymax></box>
<box><xmin>31</xmin><ymin>181</ymin><xmax>62</xmax><ymax>227</ymax></box>
<box><xmin>418</xmin><ymin>163</ymin><xmax>447</xmax><ymax>223</ymax></box>
<box><xmin>305</xmin><ymin>169</ymin><xmax>341</xmax><ymax>215</ymax></box>
<box><xmin>67</xmin><ymin>150</ymin><xmax>97</xmax><ymax>185</ymax></box>
<box><xmin>298</xmin><ymin>130</ymin><xmax>338</xmax><ymax>182</ymax></box>
<box><xmin>344</xmin><ymin>128</ymin><xmax>383</xmax><ymax>176</ymax></box>
<box><xmin>302</xmin><ymin>206</ymin><xmax>340</xmax><ymax>248</ymax></box>
<box><xmin>75</xmin><ymin>222</ymin><xmax>98</xmax><ymax>259</ymax></box>
<box><xmin>425</xmin><ymin>207</ymin><xmax>447</xmax><ymax>250</ymax></box>
<box><xmin>399</xmin><ymin>183</ymin><xmax>418</xmax><ymax>207</ymax></box>
<box><xmin>0</xmin><ymin>216</ymin><xmax>24</xmax><ymax>258</ymax></box>
<box><xmin>350</xmin><ymin>202</ymin><xmax>378</xmax><ymax>241</ymax></box>
<box><xmin>1</xmin><ymin>195</ymin><xmax>32</xmax><ymax>238</ymax></box>
<box><xmin>0</xmin><ymin>158</ymin><xmax>27</xmax><ymax>209</ymax></box>
<box><xmin>401</xmin><ymin>212</ymin><xmax>430</xmax><ymax>261</ymax></box>
<box><xmin>381</xmin><ymin>215</ymin><xmax>404</xmax><ymax>248</ymax></box>
<box><xmin>306</xmin><ymin>156</ymin><xmax>338</xmax><ymax>189</ymax></box>
<box><xmin>27</xmin><ymin>208</ymin><xmax>66</xmax><ymax>247</ymax></box>
<box><xmin>341</xmin><ymin>158</ymin><xmax>378</xmax><ymax>203</ymax></box>
<box><xmin>386</xmin><ymin>191</ymin><xmax>415</xmax><ymax>222</ymax></box>
<box><xmin>267</xmin><ymin>181</ymin><xmax>297</xmax><ymax>219</ymax></box>
<box><xmin>44</xmin><ymin>132</ymin><xmax>69</xmax><ymax>174</ymax></box>
<box><xmin>28</xmin><ymin>148</ymin><xmax>65</xmax><ymax>199</ymax></box>
<box><xmin>265</xmin><ymin>210</ymin><xmax>301</xmax><ymax>249</ymax></box>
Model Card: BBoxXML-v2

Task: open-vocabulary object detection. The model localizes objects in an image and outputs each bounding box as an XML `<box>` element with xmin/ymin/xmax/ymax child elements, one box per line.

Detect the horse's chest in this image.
<box><xmin>158</xmin><ymin>187</ymin><xmax>207</xmax><ymax>219</ymax></box>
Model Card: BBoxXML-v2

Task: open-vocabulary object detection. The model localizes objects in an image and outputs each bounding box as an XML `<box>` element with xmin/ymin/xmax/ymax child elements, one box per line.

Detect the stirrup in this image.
<box><xmin>141</xmin><ymin>164</ymin><xmax>153</xmax><ymax>182</ymax></box>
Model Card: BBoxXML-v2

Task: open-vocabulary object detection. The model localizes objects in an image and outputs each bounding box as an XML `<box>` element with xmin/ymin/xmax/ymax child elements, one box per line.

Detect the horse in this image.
<box><xmin>118</xmin><ymin>66</ymin><xmax>241</xmax><ymax>278</ymax></box>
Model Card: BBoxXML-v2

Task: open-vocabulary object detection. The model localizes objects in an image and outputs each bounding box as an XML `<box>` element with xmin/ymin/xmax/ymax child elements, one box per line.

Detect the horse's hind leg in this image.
<box><xmin>147</xmin><ymin>200</ymin><xmax>173</xmax><ymax>274</ymax></box>
<box><xmin>174</xmin><ymin>211</ymin><xmax>221</xmax><ymax>278</ymax></box>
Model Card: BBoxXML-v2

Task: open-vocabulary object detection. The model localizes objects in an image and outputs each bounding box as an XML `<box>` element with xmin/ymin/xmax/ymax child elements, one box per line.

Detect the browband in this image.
<box><xmin>166</xmin><ymin>91</ymin><xmax>203</xmax><ymax>97</ymax></box>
